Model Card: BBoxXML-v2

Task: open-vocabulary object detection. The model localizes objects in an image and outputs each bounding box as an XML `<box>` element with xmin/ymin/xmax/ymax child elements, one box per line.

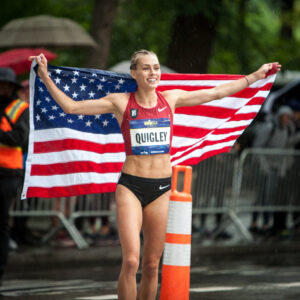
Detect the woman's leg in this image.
<box><xmin>116</xmin><ymin>184</ymin><xmax>143</xmax><ymax>300</ymax></box>
<box><xmin>137</xmin><ymin>190</ymin><xmax>170</xmax><ymax>300</ymax></box>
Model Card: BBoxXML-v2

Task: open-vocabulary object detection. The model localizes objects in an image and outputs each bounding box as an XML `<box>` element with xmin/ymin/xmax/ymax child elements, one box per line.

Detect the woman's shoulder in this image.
<box><xmin>106</xmin><ymin>92</ymin><xmax>131</xmax><ymax>112</ymax></box>
<box><xmin>160</xmin><ymin>89</ymin><xmax>182</xmax><ymax>110</ymax></box>
<box><xmin>160</xmin><ymin>89</ymin><xmax>184</xmax><ymax>99</ymax></box>
<box><xmin>106</xmin><ymin>92</ymin><xmax>131</xmax><ymax>103</ymax></box>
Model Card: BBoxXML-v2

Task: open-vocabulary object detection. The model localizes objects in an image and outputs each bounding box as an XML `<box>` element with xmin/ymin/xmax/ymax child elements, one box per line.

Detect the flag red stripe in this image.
<box><xmin>30</xmin><ymin>161</ymin><xmax>123</xmax><ymax>176</ymax></box>
<box><xmin>230</xmin><ymin>112</ymin><xmax>257</xmax><ymax>121</ymax></box>
<box><xmin>161</xmin><ymin>74</ymin><xmax>242</xmax><ymax>80</ymax></box>
<box><xmin>247</xmin><ymin>97</ymin><xmax>266</xmax><ymax>105</ymax></box>
<box><xmin>26</xmin><ymin>182</ymin><xmax>117</xmax><ymax>198</ymax></box>
<box><xmin>174</xmin><ymin>123</ymin><xmax>247</xmax><ymax>138</ymax></box>
<box><xmin>34</xmin><ymin>139</ymin><xmax>124</xmax><ymax>154</ymax></box>
<box><xmin>158</xmin><ymin>86</ymin><xmax>211</xmax><ymax>92</ymax></box>
<box><xmin>213</xmin><ymin>126</ymin><xmax>248</xmax><ymax>134</ymax></box>
<box><xmin>173</xmin><ymin>125</ymin><xmax>210</xmax><ymax>138</ymax></box>
<box><xmin>172</xmin><ymin>146</ymin><xmax>232</xmax><ymax>165</ymax></box>
<box><xmin>175</xmin><ymin>105</ymin><xmax>237</xmax><ymax>118</ymax></box>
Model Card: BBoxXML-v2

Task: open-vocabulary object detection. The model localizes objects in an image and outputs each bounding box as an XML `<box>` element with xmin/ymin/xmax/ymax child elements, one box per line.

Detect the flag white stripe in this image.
<box><xmin>34</xmin><ymin>127</ymin><xmax>124</xmax><ymax>144</ymax></box>
<box><xmin>202</xmin><ymin>97</ymin><xmax>249</xmax><ymax>109</ymax></box>
<box><xmin>172</xmin><ymin>130</ymin><xmax>244</xmax><ymax>146</ymax></box>
<box><xmin>22</xmin><ymin>62</ymin><xmax>37</xmax><ymax>199</ymax></box>
<box><xmin>28</xmin><ymin>172</ymin><xmax>120</xmax><ymax>187</ymax></box>
<box><xmin>175</xmin><ymin>114</ymin><xmax>252</xmax><ymax>129</ymax></box>
<box><xmin>200</xmin><ymin>90</ymin><xmax>269</xmax><ymax>109</ymax></box>
<box><xmin>174</xmin><ymin>114</ymin><xmax>229</xmax><ymax>128</ymax></box>
<box><xmin>31</xmin><ymin>150</ymin><xmax>126</xmax><ymax>165</ymax></box>
<box><xmin>220</xmin><ymin>119</ymin><xmax>252</xmax><ymax>128</ymax></box>
<box><xmin>236</xmin><ymin>105</ymin><xmax>262</xmax><ymax>114</ymax></box>
<box><xmin>160</xmin><ymin>80</ymin><xmax>232</xmax><ymax>86</ymax></box>
<box><xmin>160</xmin><ymin>74</ymin><xmax>276</xmax><ymax>89</ymax></box>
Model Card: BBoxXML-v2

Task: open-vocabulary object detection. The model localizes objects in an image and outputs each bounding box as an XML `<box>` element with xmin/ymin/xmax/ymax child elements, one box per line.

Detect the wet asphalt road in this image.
<box><xmin>2</xmin><ymin>237</ymin><xmax>300</xmax><ymax>300</ymax></box>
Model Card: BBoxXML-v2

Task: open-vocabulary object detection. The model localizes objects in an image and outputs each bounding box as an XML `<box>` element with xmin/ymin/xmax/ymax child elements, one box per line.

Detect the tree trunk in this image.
<box><xmin>166</xmin><ymin>14</ymin><xmax>218</xmax><ymax>73</ymax></box>
<box><xmin>85</xmin><ymin>0</ymin><xmax>119</xmax><ymax>69</ymax></box>
<box><xmin>280</xmin><ymin>0</ymin><xmax>295</xmax><ymax>39</ymax></box>
<box><xmin>236</xmin><ymin>0</ymin><xmax>249</xmax><ymax>74</ymax></box>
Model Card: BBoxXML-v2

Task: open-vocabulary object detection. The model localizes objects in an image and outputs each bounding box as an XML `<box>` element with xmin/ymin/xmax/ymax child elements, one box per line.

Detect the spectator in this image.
<box><xmin>17</xmin><ymin>80</ymin><xmax>30</xmax><ymax>103</ymax></box>
<box><xmin>0</xmin><ymin>68</ymin><xmax>29</xmax><ymax>283</ymax></box>
<box><xmin>288</xmin><ymin>99</ymin><xmax>300</xmax><ymax>233</ymax></box>
<box><xmin>249</xmin><ymin>106</ymin><xmax>300</xmax><ymax>237</ymax></box>
<box><xmin>10</xmin><ymin>78</ymin><xmax>37</xmax><ymax>246</ymax></box>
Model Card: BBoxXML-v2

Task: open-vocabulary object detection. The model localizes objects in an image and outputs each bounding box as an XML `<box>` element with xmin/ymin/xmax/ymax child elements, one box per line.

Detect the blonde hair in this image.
<box><xmin>130</xmin><ymin>49</ymin><xmax>158</xmax><ymax>70</ymax></box>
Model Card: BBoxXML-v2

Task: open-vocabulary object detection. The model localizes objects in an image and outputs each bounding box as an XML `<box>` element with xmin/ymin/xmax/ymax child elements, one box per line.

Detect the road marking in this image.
<box><xmin>268</xmin><ymin>282</ymin><xmax>300</xmax><ymax>289</ymax></box>
<box><xmin>75</xmin><ymin>295</ymin><xmax>118</xmax><ymax>300</ymax></box>
<box><xmin>190</xmin><ymin>286</ymin><xmax>241</xmax><ymax>293</ymax></box>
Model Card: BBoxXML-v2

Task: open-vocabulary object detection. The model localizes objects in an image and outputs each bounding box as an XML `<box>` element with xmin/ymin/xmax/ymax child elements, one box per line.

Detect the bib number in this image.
<box><xmin>130</xmin><ymin>118</ymin><xmax>170</xmax><ymax>155</ymax></box>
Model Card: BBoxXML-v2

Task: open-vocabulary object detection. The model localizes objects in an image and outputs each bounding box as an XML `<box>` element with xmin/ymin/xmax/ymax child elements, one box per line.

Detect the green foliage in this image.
<box><xmin>0</xmin><ymin>0</ymin><xmax>93</xmax><ymax>29</ymax></box>
<box><xmin>108</xmin><ymin>0</ymin><xmax>176</xmax><ymax>67</ymax></box>
<box><xmin>2</xmin><ymin>0</ymin><xmax>300</xmax><ymax>74</ymax></box>
<box><xmin>209</xmin><ymin>0</ymin><xmax>274</xmax><ymax>74</ymax></box>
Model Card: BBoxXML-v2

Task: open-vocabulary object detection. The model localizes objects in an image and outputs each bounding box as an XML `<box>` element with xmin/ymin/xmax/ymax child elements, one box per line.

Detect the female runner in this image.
<box><xmin>30</xmin><ymin>50</ymin><xmax>280</xmax><ymax>300</ymax></box>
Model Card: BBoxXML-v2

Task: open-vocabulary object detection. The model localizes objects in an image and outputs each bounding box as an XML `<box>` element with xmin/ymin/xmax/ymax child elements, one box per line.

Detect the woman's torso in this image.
<box><xmin>114</xmin><ymin>91</ymin><xmax>173</xmax><ymax>178</ymax></box>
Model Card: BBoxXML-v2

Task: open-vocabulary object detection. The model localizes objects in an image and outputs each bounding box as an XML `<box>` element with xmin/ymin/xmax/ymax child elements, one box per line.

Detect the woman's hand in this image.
<box><xmin>254</xmin><ymin>62</ymin><xmax>281</xmax><ymax>80</ymax></box>
<box><xmin>28</xmin><ymin>53</ymin><xmax>49</xmax><ymax>80</ymax></box>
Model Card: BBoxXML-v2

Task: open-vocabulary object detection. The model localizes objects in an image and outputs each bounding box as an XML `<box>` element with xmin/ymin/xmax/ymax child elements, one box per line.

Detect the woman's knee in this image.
<box><xmin>142</xmin><ymin>258</ymin><xmax>160</xmax><ymax>279</ymax></box>
<box><xmin>122</xmin><ymin>256</ymin><xmax>139</xmax><ymax>276</ymax></box>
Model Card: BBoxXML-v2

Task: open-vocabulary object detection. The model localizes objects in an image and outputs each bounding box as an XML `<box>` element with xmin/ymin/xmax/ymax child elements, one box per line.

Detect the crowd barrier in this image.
<box><xmin>232</xmin><ymin>148</ymin><xmax>300</xmax><ymax>240</ymax></box>
<box><xmin>10</xmin><ymin>149</ymin><xmax>300</xmax><ymax>248</ymax></box>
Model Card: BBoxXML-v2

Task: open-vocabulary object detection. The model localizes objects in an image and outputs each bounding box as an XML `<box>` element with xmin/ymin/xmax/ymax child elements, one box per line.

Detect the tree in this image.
<box><xmin>166</xmin><ymin>2</ymin><xmax>226</xmax><ymax>73</ymax></box>
<box><xmin>108</xmin><ymin>0</ymin><xmax>175</xmax><ymax>68</ymax></box>
<box><xmin>280</xmin><ymin>0</ymin><xmax>295</xmax><ymax>39</ymax></box>
<box><xmin>85</xmin><ymin>0</ymin><xmax>120</xmax><ymax>69</ymax></box>
<box><xmin>166</xmin><ymin>14</ymin><xmax>218</xmax><ymax>73</ymax></box>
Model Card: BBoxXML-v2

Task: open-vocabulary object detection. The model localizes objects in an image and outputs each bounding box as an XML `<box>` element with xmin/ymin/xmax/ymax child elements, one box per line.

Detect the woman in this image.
<box><xmin>30</xmin><ymin>51</ymin><xmax>280</xmax><ymax>300</ymax></box>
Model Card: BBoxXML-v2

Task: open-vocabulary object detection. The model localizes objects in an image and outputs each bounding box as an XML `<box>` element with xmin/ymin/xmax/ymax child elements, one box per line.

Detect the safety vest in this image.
<box><xmin>0</xmin><ymin>99</ymin><xmax>29</xmax><ymax>170</ymax></box>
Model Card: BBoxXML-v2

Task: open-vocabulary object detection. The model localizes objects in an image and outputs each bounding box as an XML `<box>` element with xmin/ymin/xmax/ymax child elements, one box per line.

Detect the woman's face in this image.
<box><xmin>131</xmin><ymin>54</ymin><xmax>161</xmax><ymax>90</ymax></box>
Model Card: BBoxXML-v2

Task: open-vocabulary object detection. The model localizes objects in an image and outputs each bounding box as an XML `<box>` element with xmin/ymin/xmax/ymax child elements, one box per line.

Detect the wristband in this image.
<box><xmin>244</xmin><ymin>75</ymin><xmax>250</xmax><ymax>86</ymax></box>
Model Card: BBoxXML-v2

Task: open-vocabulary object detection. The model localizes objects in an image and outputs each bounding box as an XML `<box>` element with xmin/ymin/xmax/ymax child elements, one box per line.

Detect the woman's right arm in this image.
<box><xmin>29</xmin><ymin>53</ymin><xmax>117</xmax><ymax>115</ymax></box>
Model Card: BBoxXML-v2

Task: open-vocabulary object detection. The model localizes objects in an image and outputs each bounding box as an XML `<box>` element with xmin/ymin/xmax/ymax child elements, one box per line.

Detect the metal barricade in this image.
<box><xmin>191</xmin><ymin>152</ymin><xmax>250</xmax><ymax>238</ymax></box>
<box><xmin>69</xmin><ymin>192</ymin><xmax>114</xmax><ymax>220</ymax></box>
<box><xmin>10</xmin><ymin>149</ymin><xmax>300</xmax><ymax>248</ymax></box>
<box><xmin>10</xmin><ymin>196</ymin><xmax>89</xmax><ymax>249</ymax></box>
<box><xmin>232</xmin><ymin>148</ymin><xmax>300</xmax><ymax>240</ymax></box>
<box><xmin>192</xmin><ymin>152</ymin><xmax>237</xmax><ymax>214</ymax></box>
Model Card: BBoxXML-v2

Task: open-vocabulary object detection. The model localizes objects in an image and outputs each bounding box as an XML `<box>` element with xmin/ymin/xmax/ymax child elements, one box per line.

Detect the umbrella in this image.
<box><xmin>0</xmin><ymin>15</ymin><xmax>97</xmax><ymax>48</ymax></box>
<box><xmin>109</xmin><ymin>60</ymin><xmax>176</xmax><ymax>74</ymax></box>
<box><xmin>0</xmin><ymin>48</ymin><xmax>57</xmax><ymax>75</ymax></box>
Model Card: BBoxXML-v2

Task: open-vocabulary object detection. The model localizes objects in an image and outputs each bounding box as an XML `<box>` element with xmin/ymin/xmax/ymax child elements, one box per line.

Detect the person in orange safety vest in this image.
<box><xmin>0</xmin><ymin>67</ymin><xmax>29</xmax><ymax>284</ymax></box>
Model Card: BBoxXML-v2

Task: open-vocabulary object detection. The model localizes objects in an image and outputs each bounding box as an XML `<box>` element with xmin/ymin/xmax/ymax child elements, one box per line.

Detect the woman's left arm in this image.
<box><xmin>172</xmin><ymin>62</ymin><xmax>281</xmax><ymax>108</ymax></box>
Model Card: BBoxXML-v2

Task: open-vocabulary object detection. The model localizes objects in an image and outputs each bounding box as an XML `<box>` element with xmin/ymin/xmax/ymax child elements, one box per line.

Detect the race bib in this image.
<box><xmin>130</xmin><ymin>118</ymin><xmax>170</xmax><ymax>155</ymax></box>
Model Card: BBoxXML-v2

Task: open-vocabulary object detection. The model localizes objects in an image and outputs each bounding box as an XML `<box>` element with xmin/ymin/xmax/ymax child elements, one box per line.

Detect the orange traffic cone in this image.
<box><xmin>159</xmin><ymin>165</ymin><xmax>192</xmax><ymax>300</ymax></box>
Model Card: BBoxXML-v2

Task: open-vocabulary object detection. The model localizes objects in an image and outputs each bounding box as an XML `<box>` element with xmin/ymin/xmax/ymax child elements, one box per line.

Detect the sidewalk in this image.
<box><xmin>6</xmin><ymin>233</ymin><xmax>300</xmax><ymax>272</ymax></box>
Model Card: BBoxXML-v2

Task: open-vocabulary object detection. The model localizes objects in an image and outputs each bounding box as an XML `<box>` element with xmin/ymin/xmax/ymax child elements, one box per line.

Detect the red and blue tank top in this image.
<box><xmin>120</xmin><ymin>91</ymin><xmax>173</xmax><ymax>156</ymax></box>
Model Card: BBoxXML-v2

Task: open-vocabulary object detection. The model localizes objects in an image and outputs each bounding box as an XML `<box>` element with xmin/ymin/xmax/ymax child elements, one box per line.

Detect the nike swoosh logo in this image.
<box><xmin>159</xmin><ymin>184</ymin><xmax>170</xmax><ymax>190</ymax></box>
<box><xmin>158</xmin><ymin>107</ymin><xmax>167</xmax><ymax>112</ymax></box>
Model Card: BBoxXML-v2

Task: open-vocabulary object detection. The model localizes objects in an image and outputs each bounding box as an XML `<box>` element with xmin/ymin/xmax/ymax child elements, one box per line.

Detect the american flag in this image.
<box><xmin>21</xmin><ymin>63</ymin><xmax>276</xmax><ymax>199</ymax></box>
